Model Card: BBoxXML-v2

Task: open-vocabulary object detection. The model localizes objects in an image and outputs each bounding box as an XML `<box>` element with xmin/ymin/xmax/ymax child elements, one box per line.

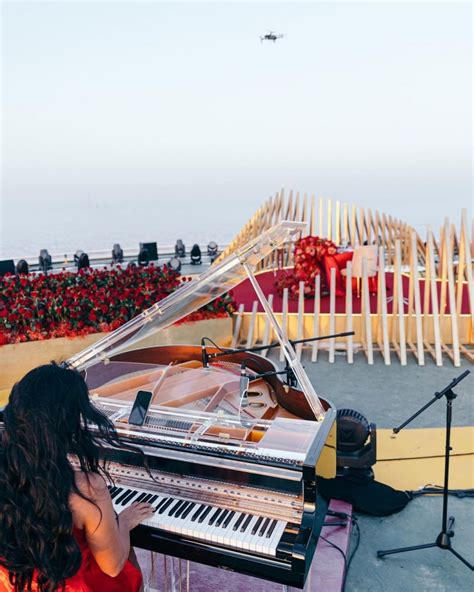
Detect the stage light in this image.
<box><xmin>74</xmin><ymin>250</ymin><xmax>90</xmax><ymax>270</ymax></box>
<box><xmin>207</xmin><ymin>241</ymin><xmax>218</xmax><ymax>262</ymax></box>
<box><xmin>336</xmin><ymin>408</ymin><xmax>376</xmax><ymax>479</ymax></box>
<box><xmin>190</xmin><ymin>244</ymin><xmax>202</xmax><ymax>265</ymax></box>
<box><xmin>175</xmin><ymin>239</ymin><xmax>186</xmax><ymax>258</ymax></box>
<box><xmin>16</xmin><ymin>260</ymin><xmax>29</xmax><ymax>275</ymax></box>
<box><xmin>139</xmin><ymin>242</ymin><xmax>158</xmax><ymax>261</ymax></box>
<box><xmin>39</xmin><ymin>249</ymin><xmax>52</xmax><ymax>273</ymax></box>
<box><xmin>168</xmin><ymin>257</ymin><xmax>181</xmax><ymax>272</ymax></box>
<box><xmin>0</xmin><ymin>260</ymin><xmax>16</xmax><ymax>277</ymax></box>
<box><xmin>112</xmin><ymin>243</ymin><xmax>124</xmax><ymax>263</ymax></box>
<box><xmin>137</xmin><ymin>247</ymin><xmax>150</xmax><ymax>267</ymax></box>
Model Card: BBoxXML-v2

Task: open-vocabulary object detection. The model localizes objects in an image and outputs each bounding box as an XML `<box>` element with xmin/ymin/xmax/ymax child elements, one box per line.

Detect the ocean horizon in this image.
<box><xmin>0</xmin><ymin>192</ymin><xmax>472</xmax><ymax>261</ymax></box>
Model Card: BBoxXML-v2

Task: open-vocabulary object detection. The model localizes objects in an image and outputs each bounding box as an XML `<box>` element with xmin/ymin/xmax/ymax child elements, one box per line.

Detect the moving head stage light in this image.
<box><xmin>207</xmin><ymin>241</ymin><xmax>218</xmax><ymax>262</ymax></box>
<box><xmin>112</xmin><ymin>243</ymin><xmax>124</xmax><ymax>263</ymax></box>
<box><xmin>168</xmin><ymin>257</ymin><xmax>181</xmax><ymax>272</ymax></box>
<box><xmin>190</xmin><ymin>244</ymin><xmax>202</xmax><ymax>265</ymax></box>
<box><xmin>39</xmin><ymin>249</ymin><xmax>52</xmax><ymax>273</ymax></box>
<box><xmin>138</xmin><ymin>247</ymin><xmax>150</xmax><ymax>267</ymax></box>
<box><xmin>16</xmin><ymin>260</ymin><xmax>29</xmax><ymax>275</ymax></box>
<box><xmin>74</xmin><ymin>250</ymin><xmax>90</xmax><ymax>270</ymax></box>
<box><xmin>175</xmin><ymin>239</ymin><xmax>186</xmax><ymax>258</ymax></box>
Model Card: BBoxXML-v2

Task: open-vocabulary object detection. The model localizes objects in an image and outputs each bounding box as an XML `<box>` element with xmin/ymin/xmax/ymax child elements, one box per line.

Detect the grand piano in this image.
<box><xmin>9</xmin><ymin>222</ymin><xmax>338</xmax><ymax>588</ymax></box>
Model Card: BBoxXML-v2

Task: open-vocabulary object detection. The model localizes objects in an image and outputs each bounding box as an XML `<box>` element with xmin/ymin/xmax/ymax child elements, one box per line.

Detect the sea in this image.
<box><xmin>0</xmin><ymin>193</ymin><xmax>471</xmax><ymax>261</ymax></box>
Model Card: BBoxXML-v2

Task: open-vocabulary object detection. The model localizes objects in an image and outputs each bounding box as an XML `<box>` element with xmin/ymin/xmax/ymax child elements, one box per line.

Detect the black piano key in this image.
<box><xmin>266</xmin><ymin>519</ymin><xmax>277</xmax><ymax>538</ymax></box>
<box><xmin>191</xmin><ymin>505</ymin><xmax>205</xmax><ymax>521</ymax></box>
<box><xmin>108</xmin><ymin>486</ymin><xmax>117</xmax><ymax>495</ymax></box>
<box><xmin>110</xmin><ymin>488</ymin><xmax>123</xmax><ymax>500</ymax></box>
<box><xmin>233</xmin><ymin>513</ymin><xmax>246</xmax><ymax>531</ymax></box>
<box><xmin>158</xmin><ymin>498</ymin><xmax>173</xmax><ymax>514</ymax></box>
<box><xmin>241</xmin><ymin>514</ymin><xmax>253</xmax><ymax>532</ymax></box>
<box><xmin>134</xmin><ymin>492</ymin><xmax>148</xmax><ymax>503</ymax></box>
<box><xmin>198</xmin><ymin>506</ymin><xmax>212</xmax><ymax>523</ymax></box>
<box><xmin>181</xmin><ymin>502</ymin><xmax>196</xmax><ymax>519</ymax></box>
<box><xmin>216</xmin><ymin>509</ymin><xmax>229</xmax><ymax>527</ymax></box>
<box><xmin>209</xmin><ymin>508</ymin><xmax>222</xmax><ymax>526</ymax></box>
<box><xmin>223</xmin><ymin>511</ymin><xmax>235</xmax><ymax>528</ymax></box>
<box><xmin>251</xmin><ymin>516</ymin><xmax>264</xmax><ymax>535</ymax></box>
<box><xmin>175</xmin><ymin>501</ymin><xmax>191</xmax><ymax>518</ymax></box>
<box><xmin>121</xmin><ymin>490</ymin><xmax>139</xmax><ymax>505</ymax></box>
<box><xmin>115</xmin><ymin>489</ymin><xmax>131</xmax><ymax>504</ymax></box>
<box><xmin>148</xmin><ymin>495</ymin><xmax>159</xmax><ymax>505</ymax></box>
<box><xmin>259</xmin><ymin>517</ymin><xmax>271</xmax><ymax>537</ymax></box>
<box><xmin>168</xmin><ymin>500</ymin><xmax>186</xmax><ymax>517</ymax></box>
<box><xmin>141</xmin><ymin>493</ymin><xmax>153</xmax><ymax>503</ymax></box>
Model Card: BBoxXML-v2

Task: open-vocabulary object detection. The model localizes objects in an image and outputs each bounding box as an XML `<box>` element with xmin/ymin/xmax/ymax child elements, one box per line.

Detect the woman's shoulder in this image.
<box><xmin>73</xmin><ymin>471</ymin><xmax>109</xmax><ymax>500</ymax></box>
<box><xmin>70</xmin><ymin>471</ymin><xmax>110</xmax><ymax>529</ymax></box>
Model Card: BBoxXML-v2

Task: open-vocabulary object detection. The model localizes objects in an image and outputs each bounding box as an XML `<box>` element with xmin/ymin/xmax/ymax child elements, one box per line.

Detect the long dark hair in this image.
<box><xmin>0</xmin><ymin>363</ymin><xmax>125</xmax><ymax>591</ymax></box>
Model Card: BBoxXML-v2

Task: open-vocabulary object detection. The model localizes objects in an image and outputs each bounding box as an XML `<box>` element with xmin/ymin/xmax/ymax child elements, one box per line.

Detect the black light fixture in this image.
<box><xmin>168</xmin><ymin>256</ymin><xmax>181</xmax><ymax>272</ymax></box>
<box><xmin>39</xmin><ymin>249</ymin><xmax>52</xmax><ymax>273</ymax></box>
<box><xmin>190</xmin><ymin>244</ymin><xmax>202</xmax><ymax>265</ymax></box>
<box><xmin>336</xmin><ymin>408</ymin><xmax>377</xmax><ymax>479</ymax></box>
<box><xmin>137</xmin><ymin>246</ymin><xmax>150</xmax><ymax>267</ymax></box>
<box><xmin>139</xmin><ymin>242</ymin><xmax>158</xmax><ymax>261</ymax></box>
<box><xmin>74</xmin><ymin>250</ymin><xmax>90</xmax><ymax>270</ymax></box>
<box><xmin>16</xmin><ymin>259</ymin><xmax>29</xmax><ymax>275</ymax></box>
<box><xmin>112</xmin><ymin>243</ymin><xmax>124</xmax><ymax>264</ymax></box>
<box><xmin>0</xmin><ymin>259</ymin><xmax>16</xmax><ymax>276</ymax></box>
<box><xmin>175</xmin><ymin>239</ymin><xmax>186</xmax><ymax>258</ymax></box>
<box><xmin>207</xmin><ymin>241</ymin><xmax>218</xmax><ymax>262</ymax></box>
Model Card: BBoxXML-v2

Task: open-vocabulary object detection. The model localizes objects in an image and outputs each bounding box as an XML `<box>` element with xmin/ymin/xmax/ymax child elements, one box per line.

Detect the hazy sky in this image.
<box><xmin>1</xmin><ymin>1</ymin><xmax>472</xmax><ymax>257</ymax></box>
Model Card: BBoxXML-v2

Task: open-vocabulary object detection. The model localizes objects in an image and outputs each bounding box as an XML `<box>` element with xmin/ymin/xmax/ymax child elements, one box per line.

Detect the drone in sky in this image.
<box><xmin>260</xmin><ymin>31</ymin><xmax>284</xmax><ymax>43</ymax></box>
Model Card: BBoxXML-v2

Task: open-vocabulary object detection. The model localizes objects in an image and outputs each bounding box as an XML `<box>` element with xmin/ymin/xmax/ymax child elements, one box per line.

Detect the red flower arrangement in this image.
<box><xmin>275</xmin><ymin>236</ymin><xmax>337</xmax><ymax>297</ymax></box>
<box><xmin>0</xmin><ymin>266</ymin><xmax>235</xmax><ymax>345</ymax></box>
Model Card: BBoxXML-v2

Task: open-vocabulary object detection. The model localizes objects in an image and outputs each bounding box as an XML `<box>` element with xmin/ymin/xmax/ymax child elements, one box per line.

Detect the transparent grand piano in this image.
<box><xmin>65</xmin><ymin>221</ymin><xmax>337</xmax><ymax>589</ymax></box>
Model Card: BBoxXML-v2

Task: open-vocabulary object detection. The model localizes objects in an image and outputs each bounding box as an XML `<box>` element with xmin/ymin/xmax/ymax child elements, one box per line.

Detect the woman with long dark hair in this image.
<box><xmin>0</xmin><ymin>363</ymin><xmax>154</xmax><ymax>591</ymax></box>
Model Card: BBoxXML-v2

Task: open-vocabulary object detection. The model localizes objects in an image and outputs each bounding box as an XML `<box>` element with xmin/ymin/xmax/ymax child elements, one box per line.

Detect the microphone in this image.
<box><xmin>201</xmin><ymin>338</ymin><xmax>209</xmax><ymax>369</ymax></box>
<box><xmin>239</xmin><ymin>362</ymin><xmax>250</xmax><ymax>409</ymax></box>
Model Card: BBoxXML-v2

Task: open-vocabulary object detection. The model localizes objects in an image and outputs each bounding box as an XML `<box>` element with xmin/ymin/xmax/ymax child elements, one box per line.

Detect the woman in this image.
<box><xmin>0</xmin><ymin>363</ymin><xmax>154</xmax><ymax>592</ymax></box>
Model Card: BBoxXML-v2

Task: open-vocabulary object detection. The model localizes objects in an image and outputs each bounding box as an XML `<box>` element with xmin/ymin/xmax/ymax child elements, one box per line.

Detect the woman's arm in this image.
<box><xmin>71</xmin><ymin>473</ymin><xmax>153</xmax><ymax>577</ymax></box>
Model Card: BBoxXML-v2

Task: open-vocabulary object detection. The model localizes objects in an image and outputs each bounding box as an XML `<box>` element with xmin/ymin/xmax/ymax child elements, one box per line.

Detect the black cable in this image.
<box><xmin>319</xmin><ymin>535</ymin><xmax>348</xmax><ymax>588</ymax></box>
<box><xmin>410</xmin><ymin>485</ymin><xmax>474</xmax><ymax>498</ymax></box>
<box><xmin>322</xmin><ymin>510</ymin><xmax>361</xmax><ymax>591</ymax></box>
<box><xmin>201</xmin><ymin>336</ymin><xmax>229</xmax><ymax>354</ymax></box>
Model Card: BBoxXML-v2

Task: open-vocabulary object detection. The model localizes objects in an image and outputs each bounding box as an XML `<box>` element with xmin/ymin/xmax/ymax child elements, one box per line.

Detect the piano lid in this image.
<box><xmin>66</xmin><ymin>221</ymin><xmax>304</xmax><ymax>372</ymax></box>
<box><xmin>66</xmin><ymin>220</ymin><xmax>325</xmax><ymax>419</ymax></box>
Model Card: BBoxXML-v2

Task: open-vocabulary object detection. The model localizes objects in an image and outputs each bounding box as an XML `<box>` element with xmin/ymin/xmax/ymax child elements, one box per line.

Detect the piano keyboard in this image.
<box><xmin>109</xmin><ymin>485</ymin><xmax>287</xmax><ymax>557</ymax></box>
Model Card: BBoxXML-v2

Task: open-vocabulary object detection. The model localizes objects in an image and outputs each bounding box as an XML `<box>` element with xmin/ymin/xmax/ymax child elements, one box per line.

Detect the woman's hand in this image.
<box><xmin>118</xmin><ymin>502</ymin><xmax>154</xmax><ymax>530</ymax></box>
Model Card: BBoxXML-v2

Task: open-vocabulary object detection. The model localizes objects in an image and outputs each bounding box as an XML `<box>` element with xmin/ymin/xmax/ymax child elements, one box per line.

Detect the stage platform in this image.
<box><xmin>231</xmin><ymin>269</ymin><xmax>471</xmax><ymax>315</ymax></box>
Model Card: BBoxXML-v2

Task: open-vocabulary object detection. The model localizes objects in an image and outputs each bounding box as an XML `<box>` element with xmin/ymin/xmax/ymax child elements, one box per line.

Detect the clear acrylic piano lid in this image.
<box><xmin>66</xmin><ymin>220</ymin><xmax>325</xmax><ymax>419</ymax></box>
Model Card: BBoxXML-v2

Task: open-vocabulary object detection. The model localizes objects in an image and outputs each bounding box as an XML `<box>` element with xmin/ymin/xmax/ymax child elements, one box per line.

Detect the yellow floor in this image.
<box><xmin>1</xmin><ymin>386</ymin><xmax>472</xmax><ymax>490</ymax></box>
<box><xmin>0</xmin><ymin>388</ymin><xmax>9</xmax><ymax>406</ymax></box>
<box><xmin>375</xmin><ymin>427</ymin><xmax>474</xmax><ymax>490</ymax></box>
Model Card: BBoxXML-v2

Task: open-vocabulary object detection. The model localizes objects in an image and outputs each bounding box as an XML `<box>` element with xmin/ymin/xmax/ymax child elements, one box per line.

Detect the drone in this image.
<box><xmin>260</xmin><ymin>31</ymin><xmax>284</xmax><ymax>43</ymax></box>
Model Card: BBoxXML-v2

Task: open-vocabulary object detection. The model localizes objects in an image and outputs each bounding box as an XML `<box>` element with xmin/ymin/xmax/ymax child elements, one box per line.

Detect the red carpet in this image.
<box><xmin>232</xmin><ymin>270</ymin><xmax>470</xmax><ymax>315</ymax></box>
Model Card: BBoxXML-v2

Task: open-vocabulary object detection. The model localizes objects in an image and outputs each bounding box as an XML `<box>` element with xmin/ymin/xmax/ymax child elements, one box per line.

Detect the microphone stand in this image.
<box><xmin>377</xmin><ymin>370</ymin><xmax>473</xmax><ymax>570</ymax></box>
<box><xmin>201</xmin><ymin>331</ymin><xmax>355</xmax><ymax>386</ymax></box>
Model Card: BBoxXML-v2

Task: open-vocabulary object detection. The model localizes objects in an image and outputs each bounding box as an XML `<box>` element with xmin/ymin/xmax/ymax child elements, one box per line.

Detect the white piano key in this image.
<box><xmin>267</xmin><ymin>521</ymin><xmax>287</xmax><ymax>556</ymax></box>
<box><xmin>241</xmin><ymin>516</ymin><xmax>260</xmax><ymax>551</ymax></box>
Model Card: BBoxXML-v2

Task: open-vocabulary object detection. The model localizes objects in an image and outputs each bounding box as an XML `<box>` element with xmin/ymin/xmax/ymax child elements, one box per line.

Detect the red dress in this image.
<box><xmin>0</xmin><ymin>528</ymin><xmax>142</xmax><ymax>592</ymax></box>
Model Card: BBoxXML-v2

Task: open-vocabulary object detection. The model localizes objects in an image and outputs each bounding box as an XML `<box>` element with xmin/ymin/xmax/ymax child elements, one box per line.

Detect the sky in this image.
<box><xmin>1</xmin><ymin>0</ymin><xmax>472</xmax><ymax>258</ymax></box>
